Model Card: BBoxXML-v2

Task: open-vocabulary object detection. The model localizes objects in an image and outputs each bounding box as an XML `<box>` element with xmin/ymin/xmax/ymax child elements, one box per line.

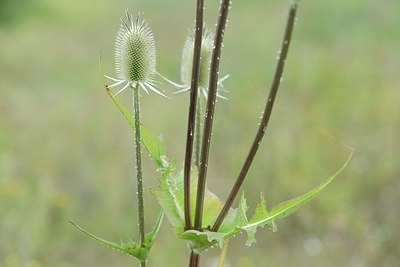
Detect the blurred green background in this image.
<box><xmin>1</xmin><ymin>0</ymin><xmax>399</xmax><ymax>266</ymax></box>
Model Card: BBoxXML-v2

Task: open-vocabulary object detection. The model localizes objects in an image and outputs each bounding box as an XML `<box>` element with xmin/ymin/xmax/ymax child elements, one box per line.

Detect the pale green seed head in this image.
<box><xmin>181</xmin><ymin>28</ymin><xmax>214</xmax><ymax>89</ymax></box>
<box><xmin>115</xmin><ymin>12</ymin><xmax>156</xmax><ymax>83</ymax></box>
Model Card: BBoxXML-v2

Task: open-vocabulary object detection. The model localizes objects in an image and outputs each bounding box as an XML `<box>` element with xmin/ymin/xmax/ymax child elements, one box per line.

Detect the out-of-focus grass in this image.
<box><xmin>0</xmin><ymin>0</ymin><xmax>399</xmax><ymax>266</ymax></box>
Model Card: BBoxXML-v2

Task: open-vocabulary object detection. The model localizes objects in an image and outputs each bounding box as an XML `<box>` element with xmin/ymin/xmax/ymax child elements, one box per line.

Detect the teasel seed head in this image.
<box><xmin>158</xmin><ymin>26</ymin><xmax>228</xmax><ymax>99</ymax></box>
<box><xmin>181</xmin><ymin>27</ymin><xmax>214</xmax><ymax>89</ymax></box>
<box><xmin>105</xmin><ymin>10</ymin><xmax>167</xmax><ymax>97</ymax></box>
<box><xmin>115</xmin><ymin>11</ymin><xmax>156</xmax><ymax>84</ymax></box>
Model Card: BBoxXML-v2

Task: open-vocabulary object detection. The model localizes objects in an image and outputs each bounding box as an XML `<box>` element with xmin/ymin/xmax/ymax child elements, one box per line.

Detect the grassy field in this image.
<box><xmin>1</xmin><ymin>0</ymin><xmax>399</xmax><ymax>266</ymax></box>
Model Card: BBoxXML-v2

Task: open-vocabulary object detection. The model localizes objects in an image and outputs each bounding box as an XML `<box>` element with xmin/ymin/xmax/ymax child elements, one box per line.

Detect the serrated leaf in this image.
<box><xmin>242</xmin><ymin>151</ymin><xmax>352</xmax><ymax>234</ymax></box>
<box><xmin>152</xmin><ymin>170</ymin><xmax>184</xmax><ymax>231</ymax></box>
<box><xmin>243</xmin><ymin>193</ymin><xmax>276</xmax><ymax>246</ymax></box>
<box><xmin>219</xmin><ymin>193</ymin><xmax>249</xmax><ymax>233</ymax></box>
<box><xmin>167</xmin><ymin>152</ymin><xmax>352</xmax><ymax>253</ymax></box>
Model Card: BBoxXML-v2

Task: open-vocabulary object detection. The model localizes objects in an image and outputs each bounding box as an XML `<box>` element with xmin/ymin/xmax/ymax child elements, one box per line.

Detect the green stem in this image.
<box><xmin>132</xmin><ymin>83</ymin><xmax>146</xmax><ymax>267</ymax></box>
<box><xmin>194</xmin><ymin>95</ymin><xmax>202</xmax><ymax>168</ymax></box>
<box><xmin>218</xmin><ymin>240</ymin><xmax>229</xmax><ymax>267</ymax></box>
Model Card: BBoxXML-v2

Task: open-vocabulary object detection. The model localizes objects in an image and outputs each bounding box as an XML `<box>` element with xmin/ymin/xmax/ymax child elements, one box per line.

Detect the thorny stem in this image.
<box><xmin>212</xmin><ymin>3</ymin><xmax>298</xmax><ymax>231</ymax></box>
<box><xmin>189</xmin><ymin>252</ymin><xmax>200</xmax><ymax>267</ymax></box>
<box><xmin>184</xmin><ymin>0</ymin><xmax>205</xmax><ymax>231</ymax></box>
<box><xmin>132</xmin><ymin>84</ymin><xmax>146</xmax><ymax>267</ymax></box>
<box><xmin>194</xmin><ymin>96</ymin><xmax>202</xmax><ymax>168</ymax></box>
<box><xmin>194</xmin><ymin>0</ymin><xmax>231</xmax><ymax>230</ymax></box>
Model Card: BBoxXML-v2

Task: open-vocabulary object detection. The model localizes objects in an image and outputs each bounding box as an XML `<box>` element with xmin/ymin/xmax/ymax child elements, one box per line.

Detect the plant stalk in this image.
<box><xmin>194</xmin><ymin>0</ymin><xmax>231</xmax><ymax>230</ymax></box>
<box><xmin>212</xmin><ymin>3</ymin><xmax>298</xmax><ymax>231</ymax></box>
<box><xmin>189</xmin><ymin>251</ymin><xmax>200</xmax><ymax>267</ymax></box>
<box><xmin>194</xmin><ymin>96</ymin><xmax>202</xmax><ymax>168</ymax></box>
<box><xmin>132</xmin><ymin>83</ymin><xmax>146</xmax><ymax>267</ymax></box>
<box><xmin>218</xmin><ymin>240</ymin><xmax>229</xmax><ymax>267</ymax></box>
<box><xmin>184</xmin><ymin>0</ymin><xmax>205</xmax><ymax>231</ymax></box>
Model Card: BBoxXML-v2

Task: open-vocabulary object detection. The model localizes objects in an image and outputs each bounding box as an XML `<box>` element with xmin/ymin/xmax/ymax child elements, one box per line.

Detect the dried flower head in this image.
<box><xmin>105</xmin><ymin>10</ymin><xmax>166</xmax><ymax>97</ymax></box>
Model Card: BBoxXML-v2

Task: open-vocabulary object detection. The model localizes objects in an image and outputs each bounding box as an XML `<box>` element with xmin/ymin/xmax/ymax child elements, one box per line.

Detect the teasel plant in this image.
<box><xmin>69</xmin><ymin>10</ymin><xmax>166</xmax><ymax>267</ymax></box>
<box><xmin>70</xmin><ymin>1</ymin><xmax>353</xmax><ymax>266</ymax></box>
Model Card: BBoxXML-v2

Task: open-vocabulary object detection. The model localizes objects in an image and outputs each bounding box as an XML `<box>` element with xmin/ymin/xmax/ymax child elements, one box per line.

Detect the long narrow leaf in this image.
<box><xmin>156</xmin><ymin>151</ymin><xmax>353</xmax><ymax>254</ymax></box>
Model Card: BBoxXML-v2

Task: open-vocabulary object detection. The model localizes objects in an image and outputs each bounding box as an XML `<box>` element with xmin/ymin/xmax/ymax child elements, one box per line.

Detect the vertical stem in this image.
<box><xmin>218</xmin><ymin>240</ymin><xmax>229</xmax><ymax>267</ymax></box>
<box><xmin>184</xmin><ymin>0</ymin><xmax>205</xmax><ymax>231</ymax></box>
<box><xmin>194</xmin><ymin>0</ymin><xmax>231</xmax><ymax>230</ymax></box>
<box><xmin>189</xmin><ymin>252</ymin><xmax>200</xmax><ymax>267</ymax></box>
<box><xmin>212</xmin><ymin>3</ymin><xmax>298</xmax><ymax>231</ymax></box>
<box><xmin>194</xmin><ymin>95</ymin><xmax>202</xmax><ymax>168</ymax></box>
<box><xmin>132</xmin><ymin>84</ymin><xmax>146</xmax><ymax>267</ymax></box>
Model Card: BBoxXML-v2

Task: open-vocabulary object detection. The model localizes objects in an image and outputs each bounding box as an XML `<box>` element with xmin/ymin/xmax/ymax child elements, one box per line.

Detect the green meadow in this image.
<box><xmin>0</xmin><ymin>0</ymin><xmax>399</xmax><ymax>266</ymax></box>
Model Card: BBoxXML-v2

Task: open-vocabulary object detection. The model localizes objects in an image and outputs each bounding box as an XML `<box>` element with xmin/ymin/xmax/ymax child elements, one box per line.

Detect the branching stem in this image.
<box><xmin>212</xmin><ymin>3</ymin><xmax>298</xmax><ymax>231</ymax></box>
<box><xmin>132</xmin><ymin>84</ymin><xmax>146</xmax><ymax>267</ymax></box>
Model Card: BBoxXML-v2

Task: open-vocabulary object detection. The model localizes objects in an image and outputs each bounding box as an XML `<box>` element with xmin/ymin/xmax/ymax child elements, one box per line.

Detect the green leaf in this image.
<box><xmin>243</xmin><ymin>151</ymin><xmax>353</xmax><ymax>232</ymax></box>
<box><xmin>140</xmin><ymin>125</ymin><xmax>166</xmax><ymax>170</ymax></box>
<box><xmin>105</xmin><ymin>87</ymin><xmax>168</xmax><ymax>169</ymax></box>
<box><xmin>156</xmin><ymin>151</ymin><xmax>352</xmax><ymax>254</ymax></box>
<box><xmin>69</xmin><ymin>221</ymin><xmax>147</xmax><ymax>261</ymax></box>
<box><xmin>219</xmin><ymin>193</ymin><xmax>249</xmax><ymax>233</ymax></box>
<box><xmin>100</xmin><ymin>55</ymin><xmax>170</xmax><ymax>172</ymax></box>
<box><xmin>153</xmin><ymin>168</ymin><xmax>224</xmax><ymax>235</ymax></box>
<box><xmin>145</xmin><ymin>211</ymin><xmax>165</xmax><ymax>248</ymax></box>
<box><xmin>181</xmin><ymin>230</ymin><xmax>228</xmax><ymax>253</ymax></box>
<box><xmin>244</xmin><ymin>193</ymin><xmax>276</xmax><ymax>246</ymax></box>
<box><xmin>152</xmin><ymin>169</ymin><xmax>183</xmax><ymax>231</ymax></box>
<box><xmin>69</xmin><ymin>211</ymin><xmax>164</xmax><ymax>262</ymax></box>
